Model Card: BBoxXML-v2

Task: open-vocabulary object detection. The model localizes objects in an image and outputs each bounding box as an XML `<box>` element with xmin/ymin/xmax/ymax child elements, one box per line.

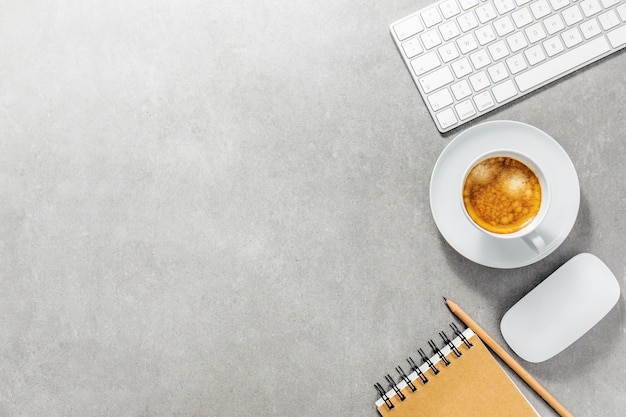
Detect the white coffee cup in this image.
<box><xmin>460</xmin><ymin>149</ymin><xmax>551</xmax><ymax>253</ymax></box>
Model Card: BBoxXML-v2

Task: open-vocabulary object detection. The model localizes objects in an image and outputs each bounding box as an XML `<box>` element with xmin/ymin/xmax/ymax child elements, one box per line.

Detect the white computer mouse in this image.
<box><xmin>501</xmin><ymin>253</ymin><xmax>620</xmax><ymax>363</ymax></box>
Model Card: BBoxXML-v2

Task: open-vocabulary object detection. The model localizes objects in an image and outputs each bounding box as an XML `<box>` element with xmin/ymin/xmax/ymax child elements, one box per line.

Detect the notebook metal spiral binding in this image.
<box><xmin>374</xmin><ymin>323</ymin><xmax>473</xmax><ymax>410</ymax></box>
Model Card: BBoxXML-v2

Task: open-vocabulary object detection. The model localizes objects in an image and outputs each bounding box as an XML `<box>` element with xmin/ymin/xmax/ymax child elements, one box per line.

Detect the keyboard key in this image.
<box><xmin>494</xmin><ymin>0</ymin><xmax>516</xmax><ymax>15</ymax></box>
<box><xmin>607</xmin><ymin>25</ymin><xmax>626</xmax><ymax>48</ymax></box>
<box><xmin>421</xmin><ymin>29</ymin><xmax>443</xmax><ymax>49</ymax></box>
<box><xmin>394</xmin><ymin>14</ymin><xmax>424</xmax><ymax>40</ymax></box>
<box><xmin>439</xmin><ymin>20</ymin><xmax>461</xmax><ymax>41</ymax></box>
<box><xmin>458</xmin><ymin>12</ymin><xmax>479</xmax><ymax>32</ymax></box>
<box><xmin>438</xmin><ymin>43</ymin><xmax>460</xmax><ymax>62</ymax></box>
<box><xmin>530</xmin><ymin>0</ymin><xmax>551</xmax><ymax>19</ymax></box>
<box><xmin>525</xmin><ymin>22</ymin><xmax>547</xmax><ymax>43</ymax></box>
<box><xmin>580</xmin><ymin>18</ymin><xmax>602</xmax><ymax>39</ymax></box>
<box><xmin>469</xmin><ymin>70</ymin><xmax>491</xmax><ymax>91</ymax></box>
<box><xmin>451</xmin><ymin>79</ymin><xmax>473</xmax><ymax>99</ymax></box>
<box><xmin>494</xmin><ymin>16</ymin><xmax>516</xmax><ymax>37</ymax></box>
<box><xmin>512</xmin><ymin>7</ymin><xmax>533</xmax><ymax>27</ymax></box>
<box><xmin>488</xmin><ymin>40</ymin><xmax>510</xmax><ymax>61</ymax></box>
<box><xmin>451</xmin><ymin>57</ymin><xmax>473</xmax><ymax>77</ymax></box>
<box><xmin>618</xmin><ymin>4</ymin><xmax>626</xmax><ymax>21</ymax></box>
<box><xmin>562</xmin><ymin>5</ymin><xmax>584</xmax><ymax>26</ymax></box>
<box><xmin>515</xmin><ymin>36</ymin><xmax>611</xmax><ymax>91</ymax></box>
<box><xmin>506</xmin><ymin>53</ymin><xmax>528</xmax><ymax>73</ymax></box>
<box><xmin>457</xmin><ymin>33</ymin><xmax>479</xmax><ymax>53</ymax></box>
<box><xmin>525</xmin><ymin>44</ymin><xmax>546</xmax><ymax>65</ymax></box>
<box><xmin>459</xmin><ymin>0</ymin><xmax>479</xmax><ymax>10</ymax></box>
<box><xmin>422</xmin><ymin>7</ymin><xmax>443</xmax><ymax>27</ymax></box>
<box><xmin>439</xmin><ymin>0</ymin><xmax>461</xmax><ymax>19</ymax></box>
<box><xmin>402</xmin><ymin>37</ymin><xmax>424</xmax><ymax>58</ymax></box>
<box><xmin>476</xmin><ymin>25</ymin><xmax>497</xmax><ymax>45</ymax></box>
<box><xmin>473</xmin><ymin>90</ymin><xmax>495</xmax><ymax>111</ymax></box>
<box><xmin>488</xmin><ymin>62</ymin><xmax>509</xmax><ymax>82</ymax></box>
<box><xmin>436</xmin><ymin>108</ymin><xmax>458</xmax><ymax>129</ymax></box>
<box><xmin>543</xmin><ymin>36</ymin><xmax>565</xmax><ymax>56</ymax></box>
<box><xmin>492</xmin><ymin>80</ymin><xmax>518</xmax><ymax>102</ymax></box>
<box><xmin>561</xmin><ymin>27</ymin><xmax>583</xmax><ymax>48</ymax></box>
<box><xmin>419</xmin><ymin>66</ymin><xmax>454</xmax><ymax>93</ymax></box>
<box><xmin>455</xmin><ymin>100</ymin><xmax>477</xmax><ymax>120</ymax></box>
<box><xmin>469</xmin><ymin>49</ymin><xmax>491</xmax><ymax>69</ymax></box>
<box><xmin>601</xmin><ymin>0</ymin><xmax>620</xmax><ymax>7</ymax></box>
<box><xmin>544</xmin><ymin>14</ymin><xmax>565</xmax><ymax>35</ymax></box>
<box><xmin>428</xmin><ymin>88</ymin><xmax>454</xmax><ymax>110</ymax></box>
<box><xmin>411</xmin><ymin>51</ymin><xmax>441</xmax><ymax>76</ymax></box>
<box><xmin>507</xmin><ymin>32</ymin><xmax>528</xmax><ymax>52</ymax></box>
<box><xmin>549</xmin><ymin>0</ymin><xmax>569</xmax><ymax>11</ymax></box>
<box><xmin>598</xmin><ymin>10</ymin><xmax>620</xmax><ymax>31</ymax></box>
<box><xmin>476</xmin><ymin>4</ymin><xmax>498</xmax><ymax>23</ymax></box>
<box><xmin>580</xmin><ymin>0</ymin><xmax>602</xmax><ymax>18</ymax></box>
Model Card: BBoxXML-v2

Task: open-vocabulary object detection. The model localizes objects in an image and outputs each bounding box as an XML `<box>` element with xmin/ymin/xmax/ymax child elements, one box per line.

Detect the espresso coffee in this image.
<box><xmin>463</xmin><ymin>156</ymin><xmax>542</xmax><ymax>234</ymax></box>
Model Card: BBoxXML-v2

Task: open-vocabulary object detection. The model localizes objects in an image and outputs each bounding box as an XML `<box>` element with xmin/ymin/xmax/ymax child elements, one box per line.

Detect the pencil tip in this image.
<box><xmin>443</xmin><ymin>296</ymin><xmax>447</xmax><ymax>301</ymax></box>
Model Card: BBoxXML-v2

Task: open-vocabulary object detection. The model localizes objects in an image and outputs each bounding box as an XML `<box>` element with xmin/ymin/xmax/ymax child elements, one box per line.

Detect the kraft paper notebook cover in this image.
<box><xmin>374</xmin><ymin>325</ymin><xmax>538</xmax><ymax>417</ymax></box>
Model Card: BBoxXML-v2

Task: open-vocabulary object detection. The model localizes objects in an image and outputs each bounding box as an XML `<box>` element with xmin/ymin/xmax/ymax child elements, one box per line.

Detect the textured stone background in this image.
<box><xmin>1</xmin><ymin>1</ymin><xmax>624</xmax><ymax>416</ymax></box>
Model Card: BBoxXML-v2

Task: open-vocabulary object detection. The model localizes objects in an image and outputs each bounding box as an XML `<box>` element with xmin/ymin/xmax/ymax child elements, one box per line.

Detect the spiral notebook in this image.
<box><xmin>374</xmin><ymin>324</ymin><xmax>539</xmax><ymax>417</ymax></box>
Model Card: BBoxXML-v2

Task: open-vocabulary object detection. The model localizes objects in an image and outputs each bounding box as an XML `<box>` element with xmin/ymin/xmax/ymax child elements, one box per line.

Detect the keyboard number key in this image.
<box><xmin>455</xmin><ymin>100</ymin><xmax>477</xmax><ymax>120</ymax></box>
<box><xmin>439</xmin><ymin>0</ymin><xmax>461</xmax><ymax>19</ymax></box>
<box><xmin>394</xmin><ymin>15</ymin><xmax>424</xmax><ymax>41</ymax></box>
<box><xmin>473</xmin><ymin>91</ymin><xmax>495</xmax><ymax>111</ymax></box>
<box><xmin>476</xmin><ymin>26</ymin><xmax>497</xmax><ymax>45</ymax></box>
<box><xmin>457</xmin><ymin>12</ymin><xmax>479</xmax><ymax>32</ymax></box>
<box><xmin>476</xmin><ymin>4</ymin><xmax>498</xmax><ymax>23</ymax></box>
<box><xmin>549</xmin><ymin>0</ymin><xmax>569</xmax><ymax>10</ymax></box>
<box><xmin>439</xmin><ymin>20</ymin><xmax>461</xmax><ymax>41</ymax></box>
<box><xmin>421</xmin><ymin>29</ymin><xmax>443</xmax><ymax>49</ymax></box>
<box><xmin>428</xmin><ymin>88</ymin><xmax>454</xmax><ymax>111</ymax></box>
<box><xmin>436</xmin><ymin>108</ymin><xmax>458</xmax><ymax>130</ymax></box>
<box><xmin>494</xmin><ymin>0</ymin><xmax>516</xmax><ymax>15</ymax></box>
<box><xmin>410</xmin><ymin>51</ymin><xmax>441</xmax><ymax>76</ymax></box>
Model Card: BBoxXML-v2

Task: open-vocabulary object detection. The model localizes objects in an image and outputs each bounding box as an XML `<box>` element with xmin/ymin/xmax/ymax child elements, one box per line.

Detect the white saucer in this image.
<box><xmin>430</xmin><ymin>120</ymin><xmax>580</xmax><ymax>269</ymax></box>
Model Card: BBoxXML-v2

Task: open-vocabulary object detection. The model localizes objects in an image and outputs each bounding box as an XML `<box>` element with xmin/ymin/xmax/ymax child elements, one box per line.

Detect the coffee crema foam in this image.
<box><xmin>463</xmin><ymin>156</ymin><xmax>542</xmax><ymax>234</ymax></box>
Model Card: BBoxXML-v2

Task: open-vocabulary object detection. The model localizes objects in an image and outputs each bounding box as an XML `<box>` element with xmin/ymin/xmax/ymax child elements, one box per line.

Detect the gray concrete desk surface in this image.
<box><xmin>1</xmin><ymin>1</ymin><xmax>624</xmax><ymax>416</ymax></box>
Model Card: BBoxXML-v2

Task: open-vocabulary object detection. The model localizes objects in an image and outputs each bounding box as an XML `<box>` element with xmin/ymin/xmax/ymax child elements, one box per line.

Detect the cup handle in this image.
<box><xmin>523</xmin><ymin>231</ymin><xmax>546</xmax><ymax>253</ymax></box>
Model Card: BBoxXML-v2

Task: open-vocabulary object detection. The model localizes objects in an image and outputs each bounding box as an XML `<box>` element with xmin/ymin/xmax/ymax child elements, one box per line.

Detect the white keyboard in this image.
<box><xmin>391</xmin><ymin>0</ymin><xmax>626</xmax><ymax>133</ymax></box>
